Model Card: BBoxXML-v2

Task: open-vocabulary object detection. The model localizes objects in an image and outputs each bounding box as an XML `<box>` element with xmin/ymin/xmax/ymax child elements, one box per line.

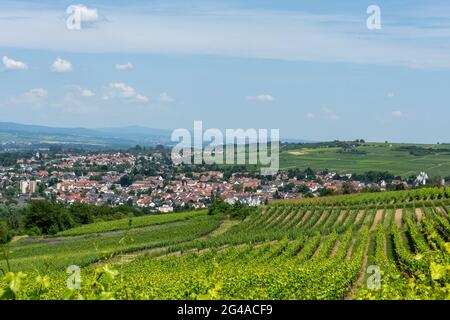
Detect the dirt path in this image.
<box><xmin>370</xmin><ymin>210</ymin><xmax>384</xmax><ymax>231</ymax></box>
<box><xmin>383</xmin><ymin>234</ymin><xmax>388</xmax><ymax>260</ymax></box>
<box><xmin>284</xmin><ymin>210</ymin><xmax>303</xmax><ymax>227</ymax></box>
<box><xmin>279</xmin><ymin>209</ymin><xmax>298</xmax><ymax>226</ymax></box>
<box><xmin>394</xmin><ymin>209</ymin><xmax>403</xmax><ymax>227</ymax></box>
<box><xmin>343</xmin><ymin>210</ymin><xmax>355</xmax><ymax>224</ymax></box>
<box><xmin>11</xmin><ymin>235</ymin><xmax>29</xmax><ymax>243</ymax></box>
<box><xmin>345</xmin><ymin>239</ymin><xmax>355</xmax><ymax>261</ymax></box>
<box><xmin>334</xmin><ymin>210</ymin><xmax>347</xmax><ymax>226</ymax></box>
<box><xmin>415</xmin><ymin>208</ymin><xmax>424</xmax><ymax>222</ymax></box>
<box><xmin>330</xmin><ymin>240</ymin><xmax>341</xmax><ymax>258</ymax></box>
<box><xmin>355</xmin><ymin>210</ymin><xmax>366</xmax><ymax>224</ymax></box>
<box><xmin>311</xmin><ymin>242</ymin><xmax>323</xmax><ymax>259</ymax></box>
<box><xmin>346</xmin><ymin>236</ymin><xmax>370</xmax><ymax>299</ymax></box>
<box><xmin>265</xmin><ymin>209</ymin><xmax>289</xmax><ymax>228</ymax></box>
<box><xmin>436</xmin><ymin>206</ymin><xmax>447</xmax><ymax>216</ymax></box>
<box><xmin>313</xmin><ymin>211</ymin><xmax>329</xmax><ymax>227</ymax></box>
<box><xmin>296</xmin><ymin>211</ymin><xmax>311</xmax><ymax>227</ymax></box>
<box><xmin>206</xmin><ymin>219</ymin><xmax>240</xmax><ymax>238</ymax></box>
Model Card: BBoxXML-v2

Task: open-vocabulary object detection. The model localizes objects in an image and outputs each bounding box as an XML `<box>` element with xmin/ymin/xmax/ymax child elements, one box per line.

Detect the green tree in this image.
<box><xmin>119</xmin><ymin>175</ymin><xmax>133</xmax><ymax>187</ymax></box>
<box><xmin>342</xmin><ymin>181</ymin><xmax>356</xmax><ymax>195</ymax></box>
<box><xmin>24</xmin><ymin>201</ymin><xmax>74</xmax><ymax>235</ymax></box>
<box><xmin>0</xmin><ymin>221</ymin><xmax>11</xmax><ymax>244</ymax></box>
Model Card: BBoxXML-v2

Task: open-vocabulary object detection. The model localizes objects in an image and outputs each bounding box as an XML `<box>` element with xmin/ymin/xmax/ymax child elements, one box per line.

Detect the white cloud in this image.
<box><xmin>306</xmin><ymin>113</ymin><xmax>315</xmax><ymax>120</ymax></box>
<box><xmin>50</xmin><ymin>57</ymin><xmax>73</xmax><ymax>73</ymax></box>
<box><xmin>159</xmin><ymin>92</ymin><xmax>175</xmax><ymax>103</ymax></box>
<box><xmin>110</xmin><ymin>82</ymin><xmax>136</xmax><ymax>98</ymax></box>
<box><xmin>26</xmin><ymin>88</ymin><xmax>48</xmax><ymax>98</ymax></box>
<box><xmin>136</xmin><ymin>94</ymin><xmax>149</xmax><ymax>103</ymax></box>
<box><xmin>1</xmin><ymin>7</ymin><xmax>450</xmax><ymax>70</ymax></box>
<box><xmin>108</xmin><ymin>82</ymin><xmax>148</xmax><ymax>103</ymax></box>
<box><xmin>115</xmin><ymin>62</ymin><xmax>133</xmax><ymax>70</ymax></box>
<box><xmin>2</xmin><ymin>56</ymin><xmax>28</xmax><ymax>70</ymax></box>
<box><xmin>7</xmin><ymin>88</ymin><xmax>48</xmax><ymax>107</ymax></box>
<box><xmin>387</xmin><ymin>92</ymin><xmax>395</xmax><ymax>98</ymax></box>
<box><xmin>392</xmin><ymin>110</ymin><xmax>403</xmax><ymax>117</ymax></box>
<box><xmin>81</xmin><ymin>89</ymin><xmax>95</xmax><ymax>97</ymax></box>
<box><xmin>68</xmin><ymin>4</ymin><xmax>99</xmax><ymax>23</ymax></box>
<box><xmin>323</xmin><ymin>107</ymin><xmax>340</xmax><ymax>120</ymax></box>
<box><xmin>246</xmin><ymin>94</ymin><xmax>274</xmax><ymax>102</ymax></box>
<box><xmin>65</xmin><ymin>85</ymin><xmax>95</xmax><ymax>97</ymax></box>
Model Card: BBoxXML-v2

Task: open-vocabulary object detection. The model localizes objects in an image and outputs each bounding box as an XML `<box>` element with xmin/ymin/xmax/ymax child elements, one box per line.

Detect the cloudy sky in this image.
<box><xmin>1</xmin><ymin>0</ymin><xmax>450</xmax><ymax>143</ymax></box>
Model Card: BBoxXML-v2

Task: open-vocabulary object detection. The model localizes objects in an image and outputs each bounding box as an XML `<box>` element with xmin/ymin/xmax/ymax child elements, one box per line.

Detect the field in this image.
<box><xmin>280</xmin><ymin>143</ymin><xmax>450</xmax><ymax>178</ymax></box>
<box><xmin>1</xmin><ymin>187</ymin><xmax>450</xmax><ymax>300</ymax></box>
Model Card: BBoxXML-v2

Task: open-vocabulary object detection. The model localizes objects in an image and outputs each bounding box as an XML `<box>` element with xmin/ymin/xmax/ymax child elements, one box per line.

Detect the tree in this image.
<box><xmin>232</xmin><ymin>183</ymin><xmax>243</xmax><ymax>192</ymax></box>
<box><xmin>119</xmin><ymin>175</ymin><xmax>133</xmax><ymax>187</ymax></box>
<box><xmin>69</xmin><ymin>203</ymin><xmax>94</xmax><ymax>225</ymax></box>
<box><xmin>0</xmin><ymin>221</ymin><xmax>11</xmax><ymax>244</ymax></box>
<box><xmin>3</xmin><ymin>187</ymin><xmax>16</xmax><ymax>198</ymax></box>
<box><xmin>342</xmin><ymin>181</ymin><xmax>356</xmax><ymax>195</ymax></box>
<box><xmin>24</xmin><ymin>201</ymin><xmax>75</xmax><ymax>235</ymax></box>
<box><xmin>208</xmin><ymin>197</ymin><xmax>231</xmax><ymax>216</ymax></box>
<box><xmin>318</xmin><ymin>188</ymin><xmax>335</xmax><ymax>197</ymax></box>
<box><xmin>429</xmin><ymin>175</ymin><xmax>444</xmax><ymax>187</ymax></box>
<box><xmin>304</xmin><ymin>167</ymin><xmax>316</xmax><ymax>179</ymax></box>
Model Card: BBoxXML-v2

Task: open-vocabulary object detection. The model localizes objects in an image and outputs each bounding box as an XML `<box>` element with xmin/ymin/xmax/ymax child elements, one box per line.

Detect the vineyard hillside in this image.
<box><xmin>1</xmin><ymin>187</ymin><xmax>450</xmax><ymax>300</ymax></box>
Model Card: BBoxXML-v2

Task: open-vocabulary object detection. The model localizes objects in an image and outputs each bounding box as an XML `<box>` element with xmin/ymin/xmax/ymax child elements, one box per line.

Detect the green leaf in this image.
<box><xmin>444</xmin><ymin>243</ymin><xmax>450</xmax><ymax>255</ymax></box>
<box><xmin>430</xmin><ymin>262</ymin><xmax>446</xmax><ymax>281</ymax></box>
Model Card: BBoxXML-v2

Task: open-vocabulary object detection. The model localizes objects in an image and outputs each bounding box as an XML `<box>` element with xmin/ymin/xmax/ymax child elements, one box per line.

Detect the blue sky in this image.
<box><xmin>1</xmin><ymin>0</ymin><xmax>450</xmax><ymax>143</ymax></box>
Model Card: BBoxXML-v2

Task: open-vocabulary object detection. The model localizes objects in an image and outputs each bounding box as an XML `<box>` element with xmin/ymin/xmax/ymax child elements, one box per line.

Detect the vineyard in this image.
<box><xmin>1</xmin><ymin>187</ymin><xmax>450</xmax><ymax>300</ymax></box>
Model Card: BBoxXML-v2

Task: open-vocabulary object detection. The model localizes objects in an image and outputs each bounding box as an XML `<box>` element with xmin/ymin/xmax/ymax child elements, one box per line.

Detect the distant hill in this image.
<box><xmin>0</xmin><ymin>122</ymin><xmax>172</xmax><ymax>150</ymax></box>
<box><xmin>95</xmin><ymin>126</ymin><xmax>171</xmax><ymax>140</ymax></box>
<box><xmin>0</xmin><ymin>122</ymin><xmax>317</xmax><ymax>151</ymax></box>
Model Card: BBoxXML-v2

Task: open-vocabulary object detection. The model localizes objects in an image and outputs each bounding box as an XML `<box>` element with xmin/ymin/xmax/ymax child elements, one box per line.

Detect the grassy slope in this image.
<box><xmin>2</xmin><ymin>212</ymin><xmax>221</xmax><ymax>272</ymax></box>
<box><xmin>57</xmin><ymin>210</ymin><xmax>207</xmax><ymax>236</ymax></box>
<box><xmin>280</xmin><ymin>143</ymin><xmax>450</xmax><ymax>177</ymax></box>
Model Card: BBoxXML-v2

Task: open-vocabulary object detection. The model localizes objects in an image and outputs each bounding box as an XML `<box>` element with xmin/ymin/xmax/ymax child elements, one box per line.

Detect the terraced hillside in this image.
<box><xmin>1</xmin><ymin>188</ymin><xmax>450</xmax><ymax>300</ymax></box>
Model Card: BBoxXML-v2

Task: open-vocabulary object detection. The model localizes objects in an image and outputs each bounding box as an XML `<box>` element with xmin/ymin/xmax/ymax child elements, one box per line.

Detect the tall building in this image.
<box><xmin>29</xmin><ymin>181</ymin><xmax>38</xmax><ymax>193</ymax></box>
<box><xmin>20</xmin><ymin>180</ymin><xmax>29</xmax><ymax>194</ymax></box>
<box><xmin>19</xmin><ymin>180</ymin><xmax>38</xmax><ymax>194</ymax></box>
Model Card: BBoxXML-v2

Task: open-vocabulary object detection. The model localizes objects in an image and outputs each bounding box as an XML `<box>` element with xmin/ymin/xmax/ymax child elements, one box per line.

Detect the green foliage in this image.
<box><xmin>0</xmin><ymin>221</ymin><xmax>11</xmax><ymax>244</ymax></box>
<box><xmin>24</xmin><ymin>201</ymin><xmax>75</xmax><ymax>235</ymax></box>
<box><xmin>208</xmin><ymin>198</ymin><xmax>255</xmax><ymax>220</ymax></box>
<box><xmin>207</xmin><ymin>198</ymin><xmax>231</xmax><ymax>216</ymax></box>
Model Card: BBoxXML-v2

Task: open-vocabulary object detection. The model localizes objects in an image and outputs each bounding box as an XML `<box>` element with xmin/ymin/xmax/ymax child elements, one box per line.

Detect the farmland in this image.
<box><xmin>1</xmin><ymin>187</ymin><xmax>450</xmax><ymax>300</ymax></box>
<box><xmin>280</xmin><ymin>142</ymin><xmax>450</xmax><ymax>178</ymax></box>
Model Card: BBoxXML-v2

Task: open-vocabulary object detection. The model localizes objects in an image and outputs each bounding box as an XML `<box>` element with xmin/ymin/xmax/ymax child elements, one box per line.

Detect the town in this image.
<box><xmin>0</xmin><ymin>147</ymin><xmax>442</xmax><ymax>213</ymax></box>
